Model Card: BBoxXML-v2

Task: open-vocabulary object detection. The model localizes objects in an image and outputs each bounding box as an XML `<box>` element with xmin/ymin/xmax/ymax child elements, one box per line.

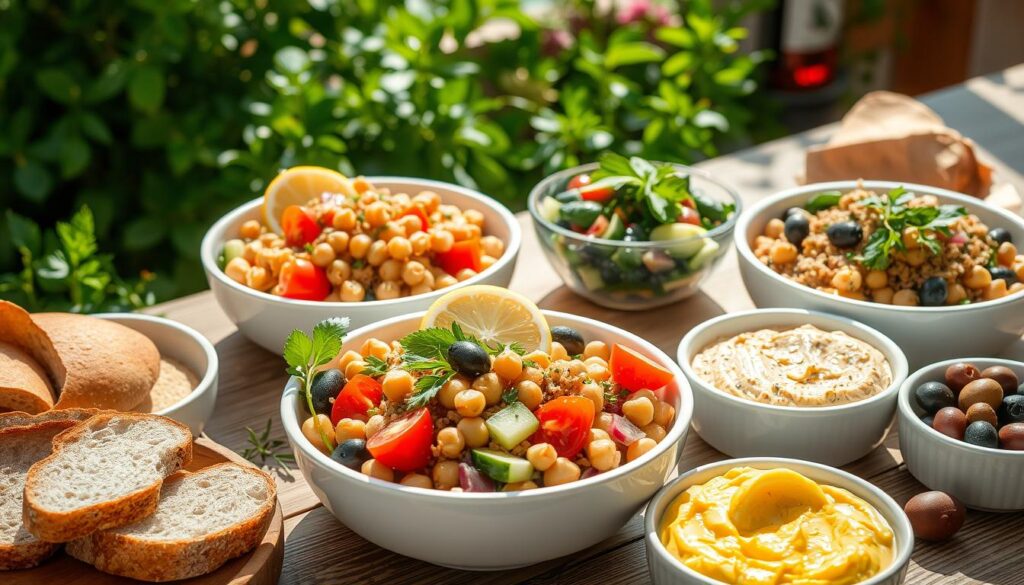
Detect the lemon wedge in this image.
<box><xmin>420</xmin><ymin>285</ymin><xmax>551</xmax><ymax>353</ymax></box>
<box><xmin>261</xmin><ymin>166</ymin><xmax>354</xmax><ymax>233</ymax></box>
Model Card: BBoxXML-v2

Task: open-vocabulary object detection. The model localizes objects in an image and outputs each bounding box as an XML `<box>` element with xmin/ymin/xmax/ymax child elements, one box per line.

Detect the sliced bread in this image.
<box><xmin>23</xmin><ymin>413</ymin><xmax>192</xmax><ymax>543</ymax></box>
<box><xmin>0</xmin><ymin>408</ymin><xmax>99</xmax><ymax>432</ymax></box>
<box><xmin>0</xmin><ymin>414</ymin><xmax>93</xmax><ymax>569</ymax></box>
<box><xmin>67</xmin><ymin>463</ymin><xmax>277</xmax><ymax>582</ymax></box>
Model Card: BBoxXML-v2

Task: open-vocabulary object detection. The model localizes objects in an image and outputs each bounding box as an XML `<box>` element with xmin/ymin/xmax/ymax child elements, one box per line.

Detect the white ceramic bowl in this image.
<box><xmin>281</xmin><ymin>310</ymin><xmax>693</xmax><ymax>570</ymax></box>
<box><xmin>898</xmin><ymin>357</ymin><xmax>1024</xmax><ymax>511</ymax></box>
<box><xmin>735</xmin><ymin>180</ymin><xmax>1024</xmax><ymax>367</ymax></box>
<box><xmin>201</xmin><ymin>177</ymin><xmax>522</xmax><ymax>353</ymax></box>
<box><xmin>95</xmin><ymin>313</ymin><xmax>218</xmax><ymax>436</ymax></box>
<box><xmin>678</xmin><ymin>309</ymin><xmax>908</xmax><ymax>466</ymax></box>
<box><xmin>645</xmin><ymin>457</ymin><xmax>913</xmax><ymax>585</ymax></box>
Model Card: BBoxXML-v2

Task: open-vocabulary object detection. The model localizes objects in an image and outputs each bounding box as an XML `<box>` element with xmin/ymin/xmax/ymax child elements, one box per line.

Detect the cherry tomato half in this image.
<box><xmin>331</xmin><ymin>374</ymin><xmax>384</xmax><ymax>424</ymax></box>
<box><xmin>279</xmin><ymin>258</ymin><xmax>331</xmax><ymax>301</ymax></box>
<box><xmin>366</xmin><ymin>407</ymin><xmax>434</xmax><ymax>472</ymax></box>
<box><xmin>568</xmin><ymin>173</ymin><xmax>614</xmax><ymax>202</ymax></box>
<box><xmin>677</xmin><ymin>206</ymin><xmax>701</xmax><ymax>226</ymax></box>
<box><xmin>586</xmin><ymin>215</ymin><xmax>609</xmax><ymax>237</ymax></box>
<box><xmin>609</xmin><ymin>344</ymin><xmax>674</xmax><ymax>392</ymax></box>
<box><xmin>435</xmin><ymin>238</ymin><xmax>483</xmax><ymax>275</ymax></box>
<box><xmin>281</xmin><ymin>205</ymin><xmax>322</xmax><ymax>247</ymax></box>
<box><xmin>532</xmin><ymin>396</ymin><xmax>595</xmax><ymax>458</ymax></box>
<box><xmin>402</xmin><ymin>206</ymin><xmax>430</xmax><ymax>231</ymax></box>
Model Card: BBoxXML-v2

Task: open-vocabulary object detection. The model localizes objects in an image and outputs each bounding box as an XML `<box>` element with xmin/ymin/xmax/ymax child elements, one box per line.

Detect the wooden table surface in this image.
<box><xmin>151</xmin><ymin>65</ymin><xmax>1024</xmax><ymax>584</ymax></box>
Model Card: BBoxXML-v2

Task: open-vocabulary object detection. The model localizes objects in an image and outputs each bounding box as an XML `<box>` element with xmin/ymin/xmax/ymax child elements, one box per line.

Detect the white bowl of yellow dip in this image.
<box><xmin>645</xmin><ymin>458</ymin><xmax>913</xmax><ymax>585</ymax></box>
<box><xmin>677</xmin><ymin>309</ymin><xmax>908</xmax><ymax>465</ymax></box>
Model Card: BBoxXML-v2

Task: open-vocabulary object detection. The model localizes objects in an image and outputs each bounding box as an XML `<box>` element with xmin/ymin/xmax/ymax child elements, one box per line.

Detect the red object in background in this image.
<box><xmin>367</xmin><ymin>407</ymin><xmax>434</xmax><ymax>471</ymax></box>
<box><xmin>279</xmin><ymin>258</ymin><xmax>331</xmax><ymax>301</ymax></box>
<box><xmin>532</xmin><ymin>396</ymin><xmax>595</xmax><ymax>458</ymax></box>
<box><xmin>765</xmin><ymin>0</ymin><xmax>843</xmax><ymax>91</ymax></box>
<box><xmin>331</xmin><ymin>374</ymin><xmax>383</xmax><ymax>423</ymax></box>
<box><xmin>435</xmin><ymin>239</ymin><xmax>483</xmax><ymax>275</ymax></box>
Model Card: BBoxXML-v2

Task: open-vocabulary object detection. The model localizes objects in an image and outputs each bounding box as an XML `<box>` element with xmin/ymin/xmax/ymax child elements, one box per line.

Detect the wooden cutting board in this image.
<box><xmin>7</xmin><ymin>436</ymin><xmax>284</xmax><ymax>585</ymax></box>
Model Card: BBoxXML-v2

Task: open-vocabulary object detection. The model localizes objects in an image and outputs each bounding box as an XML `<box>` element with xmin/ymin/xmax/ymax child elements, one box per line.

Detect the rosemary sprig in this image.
<box><xmin>241</xmin><ymin>419</ymin><xmax>295</xmax><ymax>470</ymax></box>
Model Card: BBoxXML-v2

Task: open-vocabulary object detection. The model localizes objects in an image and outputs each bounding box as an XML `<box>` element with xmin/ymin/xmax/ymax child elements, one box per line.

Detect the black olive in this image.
<box><xmin>309</xmin><ymin>369</ymin><xmax>345</xmax><ymax>415</ymax></box>
<box><xmin>989</xmin><ymin>266</ymin><xmax>1017</xmax><ymax>284</ymax></box>
<box><xmin>551</xmin><ymin>325</ymin><xmax>586</xmax><ymax>355</ymax></box>
<box><xmin>782</xmin><ymin>207</ymin><xmax>809</xmax><ymax>220</ymax></box>
<box><xmin>826</xmin><ymin>221</ymin><xmax>863</xmax><ymax>248</ymax></box>
<box><xmin>783</xmin><ymin>213</ymin><xmax>810</xmax><ymax>248</ymax></box>
<box><xmin>989</xmin><ymin>227</ymin><xmax>1012</xmax><ymax>245</ymax></box>
<box><xmin>964</xmin><ymin>421</ymin><xmax>999</xmax><ymax>448</ymax></box>
<box><xmin>914</xmin><ymin>381</ymin><xmax>955</xmax><ymax>415</ymax></box>
<box><xmin>919</xmin><ymin>277</ymin><xmax>948</xmax><ymax>306</ymax></box>
<box><xmin>331</xmin><ymin>439</ymin><xmax>370</xmax><ymax>470</ymax></box>
<box><xmin>447</xmin><ymin>340</ymin><xmax>491</xmax><ymax>377</ymax></box>
<box><xmin>1000</xmin><ymin>394</ymin><xmax>1024</xmax><ymax>425</ymax></box>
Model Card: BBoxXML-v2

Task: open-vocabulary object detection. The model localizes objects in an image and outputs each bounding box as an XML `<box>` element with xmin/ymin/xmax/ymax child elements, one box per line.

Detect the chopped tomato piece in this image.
<box><xmin>435</xmin><ymin>238</ymin><xmax>482</xmax><ymax>275</ymax></box>
<box><xmin>677</xmin><ymin>206</ymin><xmax>701</xmax><ymax>226</ymax></box>
<box><xmin>279</xmin><ymin>258</ymin><xmax>331</xmax><ymax>301</ymax></box>
<box><xmin>681</xmin><ymin>198</ymin><xmax>696</xmax><ymax>209</ymax></box>
<box><xmin>609</xmin><ymin>344</ymin><xmax>674</xmax><ymax>392</ymax></box>
<box><xmin>367</xmin><ymin>407</ymin><xmax>434</xmax><ymax>472</ymax></box>
<box><xmin>586</xmin><ymin>215</ymin><xmax>609</xmax><ymax>237</ymax></box>
<box><xmin>568</xmin><ymin>173</ymin><xmax>614</xmax><ymax>202</ymax></box>
<box><xmin>402</xmin><ymin>206</ymin><xmax>430</xmax><ymax>231</ymax></box>
<box><xmin>281</xmin><ymin>205</ymin><xmax>322</xmax><ymax>247</ymax></box>
<box><xmin>331</xmin><ymin>374</ymin><xmax>383</xmax><ymax>424</ymax></box>
<box><xmin>531</xmin><ymin>396</ymin><xmax>595</xmax><ymax>458</ymax></box>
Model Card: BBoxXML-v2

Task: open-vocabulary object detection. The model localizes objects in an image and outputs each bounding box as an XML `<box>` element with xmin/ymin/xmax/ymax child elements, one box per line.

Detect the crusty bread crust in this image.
<box><xmin>66</xmin><ymin>464</ymin><xmax>277</xmax><ymax>582</ymax></box>
<box><xmin>22</xmin><ymin>413</ymin><xmax>192</xmax><ymax>543</ymax></box>
<box><xmin>0</xmin><ymin>342</ymin><xmax>55</xmax><ymax>414</ymax></box>
<box><xmin>0</xmin><ymin>408</ymin><xmax>100</xmax><ymax>432</ymax></box>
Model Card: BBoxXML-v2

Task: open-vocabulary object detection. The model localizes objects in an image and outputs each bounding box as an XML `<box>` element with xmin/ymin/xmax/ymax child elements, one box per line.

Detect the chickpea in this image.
<box><xmin>383</xmin><ymin>369</ymin><xmax>415</xmax><ymax>402</ymax></box>
<box><xmin>998</xmin><ymin>242</ymin><xmax>1017</xmax><ymax>267</ymax></box>
<box><xmin>550</xmin><ymin>342</ymin><xmax>569</xmax><ymax>362</ymax></box>
<box><xmin>301</xmin><ymin>415</ymin><xmax>335</xmax><ymax>452</ymax></box>
<box><xmin>400</xmin><ymin>473</ymin><xmax>433</xmax><ymax>489</ymax></box>
<box><xmin>472</xmin><ymin>372</ymin><xmax>503</xmax><ymax>406</ymax></box>
<box><xmin>225</xmin><ymin>257</ymin><xmax>250</xmax><ymax>284</ymax></box>
<box><xmin>326</xmin><ymin>259</ymin><xmax>351</xmax><ymax>286</ymax></box>
<box><xmin>345</xmin><ymin>359</ymin><xmax>367</xmax><ymax>378</ymax></box>
<box><xmin>480</xmin><ymin>255</ymin><xmax>496</xmax><ymax>270</ymax></box>
<box><xmin>449</xmin><ymin>223</ymin><xmax>475</xmax><ymax>241</ymax></box>
<box><xmin>567</xmin><ymin>360</ymin><xmax>587</xmax><ymax>376</ymax></box>
<box><xmin>415</xmin><ymin>190</ymin><xmax>441</xmax><ymax>212</ymax></box>
<box><xmin>437</xmin><ymin>427</ymin><xmax>466</xmax><ymax>459</ymax></box>
<box><xmin>242</xmin><ymin>240</ymin><xmax>261</xmax><ymax>263</ymax></box>
<box><xmin>770</xmin><ymin>241</ymin><xmax>798</xmax><ymax>264</ymax></box>
<box><xmin>409</xmin><ymin>283</ymin><xmax>432</xmax><ymax>296</ymax></box>
<box><xmin>523</xmin><ymin>350</ymin><xmax>551</xmax><ymax>369</ymax></box>
<box><xmin>622</xmin><ymin>396</ymin><xmax>655</xmax><ymax>427</ymax></box>
<box><xmin>348</xmin><ymin>234</ymin><xmax>372</xmax><ymax>259</ymax></box>
<box><xmin>333</xmin><ymin>208</ymin><xmax>357</xmax><ymax>231</ymax></box>
<box><xmin>480</xmin><ymin>235</ymin><xmax>504</xmax><ymax>258</ymax></box>
<box><xmin>455</xmin><ymin>389</ymin><xmax>486</xmax><ymax>417</ymax></box>
<box><xmin>360</xmin><ymin>338</ymin><xmax>390</xmax><ymax>360</ymax></box>
<box><xmin>984</xmin><ymin>278</ymin><xmax>1008</xmax><ymax>300</ymax></box>
<box><xmin>492</xmin><ymin>350</ymin><xmax>523</xmax><ymax>381</ymax></box>
<box><xmin>432</xmin><ymin>460</ymin><xmax>460</xmax><ymax>490</ymax></box>
<box><xmin>892</xmin><ymin>289</ymin><xmax>919</xmax><ymax>306</ymax></box>
<box><xmin>461</xmin><ymin>208</ymin><xmax>484</xmax><ymax>228</ymax></box>
<box><xmin>504</xmin><ymin>481</ymin><xmax>538</xmax><ymax>491</ymax></box>
<box><xmin>438</xmin><ymin>376</ymin><xmax>469</xmax><ymax>409</ymax></box>
<box><xmin>364</xmin><ymin>414</ymin><xmax>385</xmax><ymax>439</ymax></box>
<box><xmin>456</xmin><ymin>268</ymin><xmax>477</xmax><ymax>281</ymax></box>
<box><xmin>375</xmin><ymin>280</ymin><xmax>403</xmax><ymax>300</ymax></box>
<box><xmin>359</xmin><ymin>192</ymin><xmax>379</xmax><ymax>207</ymax></box>
<box><xmin>337</xmin><ymin>350</ymin><xmax>362</xmax><ymax>372</ymax></box>
<box><xmin>631</xmin><ymin>389</ymin><xmax>657</xmax><ymax>403</ymax></box>
<box><xmin>627</xmin><ymin>437</ymin><xmax>657</xmax><ymax>462</ymax></box>
<box><xmin>964</xmin><ymin>265</ymin><xmax>992</xmax><ymax>289</ymax></box>
<box><xmin>335</xmin><ymin>418</ymin><xmax>366</xmax><ymax>442</ymax></box>
<box><xmin>367</xmin><ymin>241</ymin><xmax>389</xmax><ymax>266</ymax></box>
<box><xmin>946</xmin><ymin>283</ymin><xmax>967</xmax><ymax>305</ymax></box>
<box><xmin>436</xmin><ymin>274</ymin><xmax>458</xmax><ymax>289</ymax></box>
<box><xmin>830</xmin><ymin>267</ymin><xmax>862</xmax><ymax>292</ymax></box>
<box><xmin>594</xmin><ymin>412</ymin><xmax>614</xmax><ymax>434</ymax></box>
<box><xmin>402</xmin><ymin>261</ymin><xmax>426</xmax><ymax>286</ymax></box>
<box><xmin>352</xmin><ymin>177</ymin><xmax>372</xmax><ymax>194</ymax></box>
<box><xmin>365</xmin><ymin>201</ymin><xmax>392</xmax><ymax>227</ymax></box>
<box><xmin>653</xmin><ymin>401</ymin><xmax>675</xmax><ymax>428</ymax></box>
<box><xmin>430</xmin><ymin>230</ymin><xmax>455</xmax><ymax>253</ymax></box>
<box><xmin>865</xmin><ymin>269</ymin><xmax>888</xmax><ymax>289</ymax></box>
<box><xmin>583</xmin><ymin>341</ymin><xmax>610</xmax><ymax>361</ymax></box>
<box><xmin>526</xmin><ymin>443</ymin><xmax>558</xmax><ymax>472</ymax></box>
<box><xmin>1010</xmin><ymin>282</ymin><xmax>1024</xmax><ymax>294</ymax></box>
<box><xmin>361</xmin><ymin>459</ymin><xmax>394</xmax><ymax>482</ymax></box>
<box><xmin>517</xmin><ymin>366</ymin><xmax>545</xmax><ymax>386</ymax></box>
<box><xmin>1016</xmin><ymin>260</ymin><xmax>1024</xmax><ymax>282</ymax></box>
<box><xmin>311</xmin><ymin>242</ymin><xmax>336</xmax><ymax>267</ymax></box>
<box><xmin>873</xmin><ymin>287</ymin><xmax>895</xmax><ymax>304</ymax></box>
<box><xmin>589</xmin><ymin>428</ymin><xmax>611</xmax><ymax>443</ymax></box>
<box><xmin>379</xmin><ymin>259</ymin><xmax>402</xmax><ymax>281</ymax></box>
<box><xmin>580</xmin><ymin>383</ymin><xmax>604</xmax><ymax>412</ymax></box>
<box><xmin>643</xmin><ymin>423</ymin><xmax>667</xmax><ymax>442</ymax></box>
<box><xmin>240</xmin><ymin>219</ymin><xmax>262</xmax><ymax>240</ymax></box>
<box><xmin>245</xmin><ymin>267</ymin><xmax>273</xmax><ymax>292</ymax></box>
<box><xmin>586</xmin><ymin>363</ymin><xmax>610</xmax><ymax>382</ymax></box>
<box><xmin>764</xmin><ymin>218</ymin><xmax>785</xmax><ymax>239</ymax></box>
<box><xmin>586</xmin><ymin>439</ymin><xmax>620</xmax><ymax>472</ymax></box>
<box><xmin>543</xmin><ymin>458</ymin><xmax>581</xmax><ymax>487</ymax></box>
<box><xmin>327</xmin><ymin>230</ymin><xmax>350</xmax><ymax>254</ymax></box>
<box><xmin>904</xmin><ymin>248</ymin><xmax>926</xmax><ymax>267</ymax></box>
<box><xmin>387</xmin><ymin>237</ymin><xmax>412</xmax><ymax>260</ymax></box>
<box><xmin>457</xmin><ymin>417</ymin><xmax>490</xmax><ymax>448</ymax></box>
<box><xmin>410</xmin><ymin>231</ymin><xmax>431</xmax><ymax>255</ymax></box>
<box><xmin>902</xmin><ymin>226</ymin><xmax>920</xmax><ymax>249</ymax></box>
<box><xmin>516</xmin><ymin>380</ymin><xmax>543</xmax><ymax>410</ymax></box>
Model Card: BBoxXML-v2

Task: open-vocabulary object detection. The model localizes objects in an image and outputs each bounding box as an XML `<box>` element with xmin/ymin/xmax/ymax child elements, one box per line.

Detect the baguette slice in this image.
<box><xmin>67</xmin><ymin>463</ymin><xmax>277</xmax><ymax>582</ymax></box>
<box><xmin>0</xmin><ymin>412</ymin><xmax>95</xmax><ymax>569</ymax></box>
<box><xmin>24</xmin><ymin>413</ymin><xmax>192</xmax><ymax>543</ymax></box>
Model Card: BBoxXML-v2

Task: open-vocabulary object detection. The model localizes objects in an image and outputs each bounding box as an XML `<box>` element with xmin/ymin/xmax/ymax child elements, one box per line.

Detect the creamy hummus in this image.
<box><xmin>692</xmin><ymin>325</ymin><xmax>891</xmax><ymax>407</ymax></box>
<box><xmin>660</xmin><ymin>467</ymin><xmax>894</xmax><ymax>585</ymax></box>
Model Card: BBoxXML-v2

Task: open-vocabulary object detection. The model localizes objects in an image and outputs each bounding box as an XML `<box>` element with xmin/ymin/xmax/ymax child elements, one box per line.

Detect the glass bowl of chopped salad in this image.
<box><xmin>528</xmin><ymin>155</ymin><xmax>741</xmax><ymax>310</ymax></box>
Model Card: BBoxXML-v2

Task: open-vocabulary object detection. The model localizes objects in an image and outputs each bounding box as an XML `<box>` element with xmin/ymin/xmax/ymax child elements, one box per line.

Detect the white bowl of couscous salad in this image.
<box><xmin>736</xmin><ymin>180</ymin><xmax>1024</xmax><ymax>366</ymax></box>
<box><xmin>201</xmin><ymin>172</ymin><xmax>521</xmax><ymax>353</ymax></box>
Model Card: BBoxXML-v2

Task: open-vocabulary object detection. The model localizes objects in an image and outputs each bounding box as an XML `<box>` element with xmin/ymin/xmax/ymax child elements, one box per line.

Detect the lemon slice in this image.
<box><xmin>420</xmin><ymin>285</ymin><xmax>551</xmax><ymax>353</ymax></box>
<box><xmin>261</xmin><ymin>166</ymin><xmax>354</xmax><ymax>233</ymax></box>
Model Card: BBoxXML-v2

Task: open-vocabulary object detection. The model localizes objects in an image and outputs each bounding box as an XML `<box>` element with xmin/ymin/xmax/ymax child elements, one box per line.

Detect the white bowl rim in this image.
<box><xmin>199</xmin><ymin>176</ymin><xmax>523</xmax><ymax>309</ymax></box>
<box><xmin>899</xmin><ymin>356</ymin><xmax>1024</xmax><ymax>457</ymax></box>
<box><xmin>644</xmin><ymin>456</ymin><xmax>915</xmax><ymax>585</ymax></box>
<box><xmin>281</xmin><ymin>309</ymin><xmax>694</xmax><ymax>500</ymax></box>
<box><xmin>526</xmin><ymin>161</ymin><xmax>743</xmax><ymax>248</ymax></box>
<box><xmin>92</xmin><ymin>312</ymin><xmax>218</xmax><ymax>415</ymax></box>
<box><xmin>677</xmin><ymin>308</ymin><xmax>909</xmax><ymax>414</ymax></box>
<box><xmin>735</xmin><ymin>179</ymin><xmax>1024</xmax><ymax>313</ymax></box>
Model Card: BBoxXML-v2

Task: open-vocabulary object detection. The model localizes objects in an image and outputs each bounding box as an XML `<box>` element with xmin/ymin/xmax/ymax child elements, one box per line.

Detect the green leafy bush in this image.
<box><xmin>0</xmin><ymin>0</ymin><xmax>774</xmax><ymax>306</ymax></box>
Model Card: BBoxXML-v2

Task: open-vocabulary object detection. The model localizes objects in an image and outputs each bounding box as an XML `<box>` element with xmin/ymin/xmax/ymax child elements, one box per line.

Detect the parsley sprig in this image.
<box><xmin>855</xmin><ymin>187</ymin><xmax>967</xmax><ymax>270</ymax></box>
<box><xmin>283</xmin><ymin>317</ymin><xmax>349</xmax><ymax>452</ymax></box>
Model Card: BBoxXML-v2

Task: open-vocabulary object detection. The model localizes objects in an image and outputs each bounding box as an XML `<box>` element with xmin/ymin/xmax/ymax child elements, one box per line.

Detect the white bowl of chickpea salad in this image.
<box><xmin>735</xmin><ymin>180</ymin><xmax>1024</xmax><ymax>367</ymax></box>
<box><xmin>280</xmin><ymin>310</ymin><xmax>692</xmax><ymax>570</ymax></box>
<box><xmin>200</xmin><ymin>176</ymin><xmax>521</xmax><ymax>353</ymax></box>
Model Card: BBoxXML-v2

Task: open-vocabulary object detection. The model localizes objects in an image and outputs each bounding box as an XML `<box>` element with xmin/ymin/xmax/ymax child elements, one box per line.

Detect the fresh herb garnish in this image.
<box><xmin>854</xmin><ymin>187</ymin><xmax>967</xmax><ymax>270</ymax></box>
<box><xmin>502</xmin><ymin>386</ymin><xmax>519</xmax><ymax>405</ymax></box>
<box><xmin>241</xmin><ymin>419</ymin><xmax>295</xmax><ymax>470</ymax></box>
<box><xmin>362</xmin><ymin>355</ymin><xmax>390</xmax><ymax>377</ymax></box>
<box><xmin>283</xmin><ymin>317</ymin><xmax>349</xmax><ymax>452</ymax></box>
<box><xmin>398</xmin><ymin>323</ymin><xmax>474</xmax><ymax>410</ymax></box>
<box><xmin>803</xmin><ymin>191</ymin><xmax>843</xmax><ymax>213</ymax></box>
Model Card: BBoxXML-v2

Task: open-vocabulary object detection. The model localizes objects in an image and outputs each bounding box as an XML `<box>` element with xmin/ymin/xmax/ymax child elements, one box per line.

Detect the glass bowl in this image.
<box><xmin>527</xmin><ymin>162</ymin><xmax>741</xmax><ymax>310</ymax></box>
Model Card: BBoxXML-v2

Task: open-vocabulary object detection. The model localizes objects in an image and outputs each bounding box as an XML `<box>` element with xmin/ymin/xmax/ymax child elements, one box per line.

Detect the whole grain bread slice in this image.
<box><xmin>67</xmin><ymin>463</ymin><xmax>276</xmax><ymax>582</ymax></box>
<box><xmin>24</xmin><ymin>413</ymin><xmax>192</xmax><ymax>543</ymax></box>
<box><xmin>0</xmin><ymin>412</ymin><xmax>96</xmax><ymax>570</ymax></box>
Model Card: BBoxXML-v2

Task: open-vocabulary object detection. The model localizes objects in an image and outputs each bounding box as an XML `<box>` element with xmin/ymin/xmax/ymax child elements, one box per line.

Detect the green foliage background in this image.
<box><xmin>0</xmin><ymin>0</ymin><xmax>776</xmax><ymax>305</ymax></box>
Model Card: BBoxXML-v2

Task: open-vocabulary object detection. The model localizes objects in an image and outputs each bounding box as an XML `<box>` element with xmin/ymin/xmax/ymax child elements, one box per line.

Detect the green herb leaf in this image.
<box><xmin>406</xmin><ymin>370</ymin><xmax>456</xmax><ymax>410</ymax></box>
<box><xmin>362</xmin><ymin>355</ymin><xmax>390</xmax><ymax>377</ymax></box>
<box><xmin>854</xmin><ymin>187</ymin><xmax>967</xmax><ymax>270</ymax></box>
<box><xmin>803</xmin><ymin>191</ymin><xmax>842</xmax><ymax>213</ymax></box>
<box><xmin>400</xmin><ymin>327</ymin><xmax>459</xmax><ymax>361</ymax></box>
<box><xmin>283</xmin><ymin>329</ymin><xmax>314</xmax><ymax>373</ymax></box>
<box><xmin>502</xmin><ymin>386</ymin><xmax>519</xmax><ymax>404</ymax></box>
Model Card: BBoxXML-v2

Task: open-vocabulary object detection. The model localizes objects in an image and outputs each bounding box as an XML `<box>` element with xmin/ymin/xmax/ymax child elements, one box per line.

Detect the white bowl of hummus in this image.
<box><xmin>645</xmin><ymin>457</ymin><xmax>913</xmax><ymax>585</ymax></box>
<box><xmin>678</xmin><ymin>309</ymin><xmax>908</xmax><ymax>466</ymax></box>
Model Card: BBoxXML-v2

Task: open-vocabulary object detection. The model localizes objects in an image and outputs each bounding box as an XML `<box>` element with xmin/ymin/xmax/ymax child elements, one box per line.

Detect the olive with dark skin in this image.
<box><xmin>964</xmin><ymin>421</ymin><xmax>999</xmax><ymax>448</ymax></box>
<box><xmin>988</xmin><ymin>266</ymin><xmax>1017</xmax><ymax>284</ymax></box>
<box><xmin>826</xmin><ymin>221</ymin><xmax>863</xmax><ymax>248</ymax></box>
<box><xmin>945</xmin><ymin>362</ymin><xmax>980</xmax><ymax>393</ymax></box>
<box><xmin>782</xmin><ymin>207</ymin><xmax>808</xmax><ymax>220</ymax></box>
<box><xmin>914</xmin><ymin>381</ymin><xmax>955</xmax><ymax>415</ymax></box>
<box><xmin>783</xmin><ymin>213</ymin><xmax>810</xmax><ymax>248</ymax></box>
<box><xmin>331</xmin><ymin>439</ymin><xmax>371</xmax><ymax>470</ymax></box>
<box><xmin>981</xmin><ymin>366</ymin><xmax>1019</xmax><ymax>395</ymax></box>
<box><xmin>1000</xmin><ymin>394</ymin><xmax>1024</xmax><ymax>425</ymax></box>
<box><xmin>309</xmin><ymin>368</ymin><xmax>345</xmax><ymax>415</ymax></box>
<box><xmin>988</xmin><ymin>227</ymin><xmax>1012</xmax><ymax>245</ymax></box>
<box><xmin>447</xmin><ymin>341</ymin><xmax>491</xmax><ymax>378</ymax></box>
<box><xmin>919</xmin><ymin>277</ymin><xmax>948</xmax><ymax>306</ymax></box>
<box><xmin>551</xmin><ymin>325</ymin><xmax>586</xmax><ymax>356</ymax></box>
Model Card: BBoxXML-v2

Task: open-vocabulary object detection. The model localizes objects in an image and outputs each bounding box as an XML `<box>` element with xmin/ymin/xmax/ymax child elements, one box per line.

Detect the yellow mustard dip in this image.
<box><xmin>659</xmin><ymin>467</ymin><xmax>894</xmax><ymax>585</ymax></box>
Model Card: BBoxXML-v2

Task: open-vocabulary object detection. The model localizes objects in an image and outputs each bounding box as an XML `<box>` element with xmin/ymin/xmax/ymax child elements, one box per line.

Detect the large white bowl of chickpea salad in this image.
<box><xmin>200</xmin><ymin>175</ymin><xmax>521</xmax><ymax>353</ymax></box>
<box><xmin>280</xmin><ymin>310</ymin><xmax>692</xmax><ymax>570</ymax></box>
